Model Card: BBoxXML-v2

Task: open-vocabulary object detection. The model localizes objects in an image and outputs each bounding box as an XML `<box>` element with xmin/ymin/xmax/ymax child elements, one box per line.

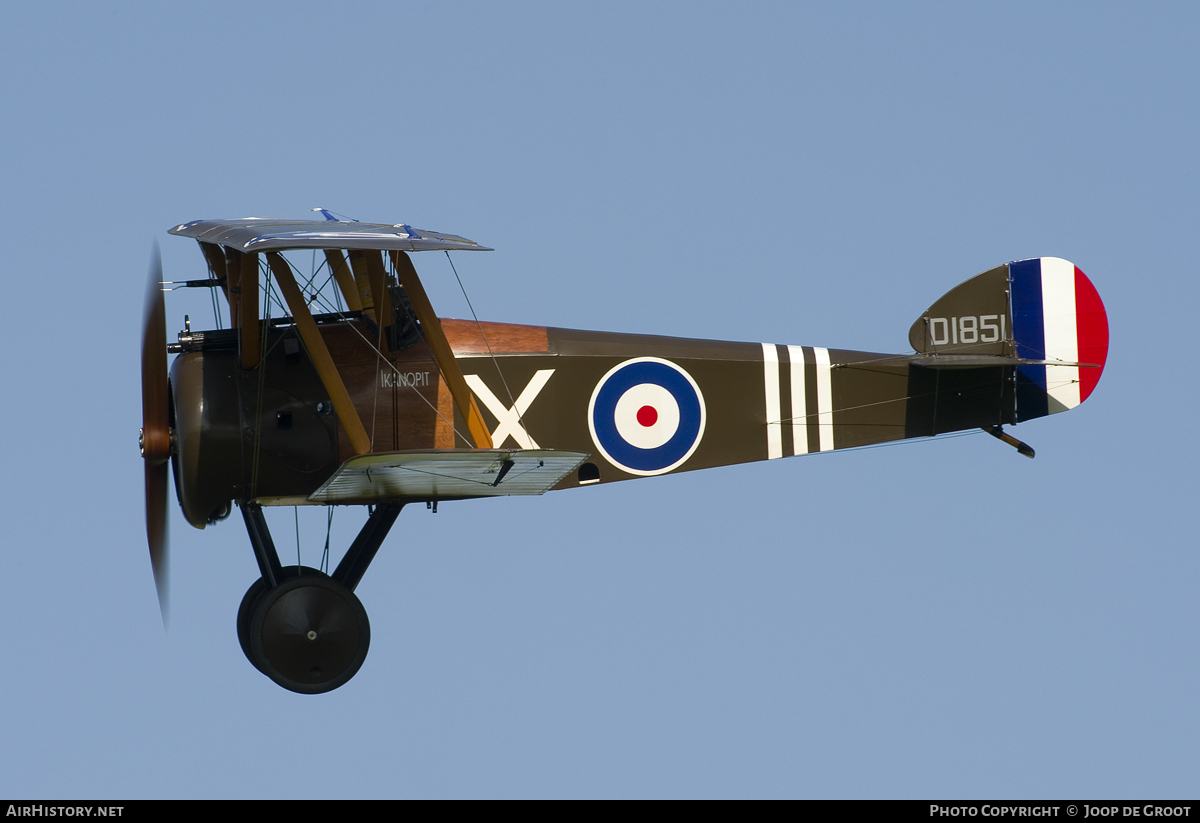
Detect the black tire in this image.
<box><xmin>236</xmin><ymin>566</ymin><xmax>327</xmax><ymax>674</ymax></box>
<box><xmin>248</xmin><ymin>573</ymin><xmax>370</xmax><ymax>694</ymax></box>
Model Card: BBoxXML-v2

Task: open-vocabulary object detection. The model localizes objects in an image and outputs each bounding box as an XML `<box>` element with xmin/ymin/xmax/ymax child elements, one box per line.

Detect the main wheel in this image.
<box><xmin>247</xmin><ymin>573</ymin><xmax>370</xmax><ymax>694</ymax></box>
<box><xmin>236</xmin><ymin>566</ymin><xmax>326</xmax><ymax>674</ymax></box>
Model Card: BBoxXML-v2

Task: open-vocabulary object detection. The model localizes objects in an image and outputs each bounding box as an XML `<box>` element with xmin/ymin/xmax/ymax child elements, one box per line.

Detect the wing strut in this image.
<box><xmin>347</xmin><ymin>250</ymin><xmax>378</xmax><ymax>323</ymax></box>
<box><xmin>364</xmin><ymin>250</ymin><xmax>394</xmax><ymax>356</ymax></box>
<box><xmin>323</xmin><ymin>250</ymin><xmax>362</xmax><ymax>313</ymax></box>
<box><xmin>224</xmin><ymin>248</ymin><xmax>241</xmax><ymax>330</ymax></box>
<box><xmin>389</xmin><ymin>250</ymin><xmax>493</xmax><ymax>449</ymax></box>
<box><xmin>198</xmin><ymin>242</ymin><xmax>232</xmax><ymax>307</ymax></box>
<box><xmin>236</xmin><ymin>249</ymin><xmax>260</xmax><ymax>369</ymax></box>
<box><xmin>266</xmin><ymin>253</ymin><xmax>372</xmax><ymax>456</ymax></box>
<box><xmin>218</xmin><ymin>248</ymin><xmax>261</xmax><ymax>367</ymax></box>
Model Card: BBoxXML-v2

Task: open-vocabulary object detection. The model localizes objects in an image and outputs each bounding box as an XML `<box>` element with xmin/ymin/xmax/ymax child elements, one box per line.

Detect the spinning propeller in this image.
<box><xmin>140</xmin><ymin>242</ymin><xmax>170</xmax><ymax>622</ymax></box>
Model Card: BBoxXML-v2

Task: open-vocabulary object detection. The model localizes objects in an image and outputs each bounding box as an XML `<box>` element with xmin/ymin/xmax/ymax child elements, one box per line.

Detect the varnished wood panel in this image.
<box><xmin>322</xmin><ymin>320</ymin><xmax>442</xmax><ymax>461</ymax></box>
<box><xmin>442</xmin><ymin>319</ymin><xmax>549</xmax><ymax>355</ymax></box>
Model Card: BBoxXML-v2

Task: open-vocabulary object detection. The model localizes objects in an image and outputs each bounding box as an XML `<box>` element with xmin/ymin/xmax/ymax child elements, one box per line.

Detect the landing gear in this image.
<box><xmin>237</xmin><ymin>502</ymin><xmax>403</xmax><ymax>693</ymax></box>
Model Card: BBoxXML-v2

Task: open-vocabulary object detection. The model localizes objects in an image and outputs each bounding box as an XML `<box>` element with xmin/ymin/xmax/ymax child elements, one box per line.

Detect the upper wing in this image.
<box><xmin>169</xmin><ymin>218</ymin><xmax>492</xmax><ymax>253</ymax></box>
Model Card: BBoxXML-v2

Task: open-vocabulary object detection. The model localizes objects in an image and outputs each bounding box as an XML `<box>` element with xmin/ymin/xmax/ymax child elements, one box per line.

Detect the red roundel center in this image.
<box><xmin>636</xmin><ymin>405</ymin><xmax>658</xmax><ymax>427</ymax></box>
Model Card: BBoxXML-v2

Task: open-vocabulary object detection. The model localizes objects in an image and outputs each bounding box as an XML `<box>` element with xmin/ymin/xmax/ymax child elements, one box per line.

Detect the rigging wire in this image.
<box><xmin>264</xmin><ymin>279</ymin><xmax>289</xmax><ymax>317</ymax></box>
<box><xmin>249</xmin><ymin>258</ymin><xmax>275</xmax><ymax>501</ymax></box>
<box><xmin>275</xmin><ymin>251</ymin><xmax>473</xmax><ymax>445</ymax></box>
<box><xmin>369</xmin><ymin>268</ymin><xmax>387</xmax><ymax>452</ymax></box>
<box><xmin>391</xmin><ymin>255</ymin><xmax>467</xmax><ymax>444</ymax></box>
<box><xmin>295</xmin><ymin>506</ymin><xmax>301</xmax><ymax>568</ymax></box>
<box><xmin>444</xmin><ymin>251</ymin><xmax>524</xmax><ymax>434</ymax></box>
<box><xmin>389</xmin><ymin>251</ymin><xmax>485</xmax><ymax>447</ymax></box>
<box><xmin>210</xmin><ymin>283</ymin><xmax>222</xmax><ymax>330</ymax></box>
<box><xmin>301</xmin><ymin>255</ymin><xmax>336</xmax><ymax>298</ymax></box>
<box><xmin>321</xmin><ymin>507</ymin><xmax>333</xmax><ymax>574</ymax></box>
<box><xmin>769</xmin><ymin>378</ymin><xmax>1027</xmax><ymax>426</ymax></box>
<box><xmin>333</xmin><ymin>269</ymin><xmax>344</xmax><ymax>312</ymax></box>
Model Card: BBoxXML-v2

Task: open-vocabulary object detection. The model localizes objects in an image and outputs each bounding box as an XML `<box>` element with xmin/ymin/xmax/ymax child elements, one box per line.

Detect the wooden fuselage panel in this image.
<box><xmin>322</xmin><ymin>320</ymin><xmax>442</xmax><ymax>462</ymax></box>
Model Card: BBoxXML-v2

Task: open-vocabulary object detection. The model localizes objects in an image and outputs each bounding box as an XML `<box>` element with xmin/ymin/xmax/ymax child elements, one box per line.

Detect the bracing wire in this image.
<box><xmin>301</xmin><ymin>255</ymin><xmax>335</xmax><ymax>298</ymax></box>
<box><xmin>445</xmin><ymin>251</ymin><xmax>526</xmax><ymax>435</ymax></box>
<box><xmin>249</xmin><ymin>259</ymin><xmax>274</xmax><ymax>501</ymax></box>
<box><xmin>264</xmin><ymin>279</ymin><xmax>289</xmax><ymax>317</ymax></box>
<box><xmin>274</xmin><ymin>251</ymin><xmax>473</xmax><ymax>445</ymax></box>
<box><xmin>210</xmin><ymin>284</ymin><xmax>222</xmax><ymax>330</ymax></box>
<box><xmin>769</xmin><ymin>379</ymin><xmax>1024</xmax><ymax>427</ymax></box>
<box><xmin>321</xmin><ymin>507</ymin><xmax>333</xmax><ymax>574</ymax></box>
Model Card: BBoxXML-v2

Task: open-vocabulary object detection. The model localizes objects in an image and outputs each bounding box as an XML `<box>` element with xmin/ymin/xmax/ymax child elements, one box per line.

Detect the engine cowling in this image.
<box><xmin>169</xmin><ymin>329</ymin><xmax>340</xmax><ymax>528</ymax></box>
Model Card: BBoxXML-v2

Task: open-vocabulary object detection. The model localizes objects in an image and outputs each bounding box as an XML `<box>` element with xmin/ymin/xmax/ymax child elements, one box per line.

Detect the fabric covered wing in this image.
<box><xmin>308</xmin><ymin>450</ymin><xmax>589</xmax><ymax>502</ymax></box>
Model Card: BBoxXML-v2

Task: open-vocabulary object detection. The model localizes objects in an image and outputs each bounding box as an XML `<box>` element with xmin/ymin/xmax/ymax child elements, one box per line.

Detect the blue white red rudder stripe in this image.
<box><xmin>1010</xmin><ymin>257</ymin><xmax>1109</xmax><ymax>421</ymax></box>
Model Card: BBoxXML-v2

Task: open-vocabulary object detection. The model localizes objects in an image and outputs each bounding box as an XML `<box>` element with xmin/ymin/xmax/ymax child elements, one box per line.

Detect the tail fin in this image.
<box><xmin>909</xmin><ymin>258</ymin><xmax>1109</xmax><ymax>421</ymax></box>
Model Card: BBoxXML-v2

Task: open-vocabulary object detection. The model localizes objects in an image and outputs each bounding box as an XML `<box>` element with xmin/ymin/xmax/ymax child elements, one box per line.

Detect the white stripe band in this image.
<box><xmin>787</xmin><ymin>345</ymin><xmax>808</xmax><ymax>455</ymax></box>
<box><xmin>1039</xmin><ymin>257</ymin><xmax>1080</xmax><ymax>412</ymax></box>
<box><xmin>762</xmin><ymin>343</ymin><xmax>782</xmax><ymax>459</ymax></box>
<box><xmin>814</xmin><ymin>347</ymin><xmax>834</xmax><ymax>452</ymax></box>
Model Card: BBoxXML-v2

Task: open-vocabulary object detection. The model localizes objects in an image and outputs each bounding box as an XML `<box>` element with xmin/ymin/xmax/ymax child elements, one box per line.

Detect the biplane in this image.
<box><xmin>141</xmin><ymin>213</ymin><xmax>1109</xmax><ymax>693</ymax></box>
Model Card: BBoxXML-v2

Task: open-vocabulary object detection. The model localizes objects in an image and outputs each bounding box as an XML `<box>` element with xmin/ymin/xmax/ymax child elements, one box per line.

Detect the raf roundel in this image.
<box><xmin>588</xmin><ymin>358</ymin><xmax>707</xmax><ymax>476</ymax></box>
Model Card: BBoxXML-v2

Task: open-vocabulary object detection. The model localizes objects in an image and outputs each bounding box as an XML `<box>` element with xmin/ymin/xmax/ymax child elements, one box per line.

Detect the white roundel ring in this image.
<box><xmin>587</xmin><ymin>357</ymin><xmax>706</xmax><ymax>476</ymax></box>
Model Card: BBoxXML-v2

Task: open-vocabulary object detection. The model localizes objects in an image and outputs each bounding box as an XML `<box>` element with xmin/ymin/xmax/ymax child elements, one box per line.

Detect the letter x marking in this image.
<box><xmin>464</xmin><ymin>369</ymin><xmax>555</xmax><ymax>449</ymax></box>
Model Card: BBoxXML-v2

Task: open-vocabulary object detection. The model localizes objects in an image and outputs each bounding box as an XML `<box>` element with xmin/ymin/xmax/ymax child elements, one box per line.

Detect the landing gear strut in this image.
<box><xmin>237</xmin><ymin>503</ymin><xmax>404</xmax><ymax>693</ymax></box>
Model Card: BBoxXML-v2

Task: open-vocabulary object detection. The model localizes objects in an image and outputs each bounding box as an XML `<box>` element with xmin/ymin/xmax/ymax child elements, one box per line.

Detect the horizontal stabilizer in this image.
<box><xmin>308</xmin><ymin>449</ymin><xmax>589</xmax><ymax>503</ymax></box>
<box><xmin>910</xmin><ymin>354</ymin><xmax>1102</xmax><ymax>369</ymax></box>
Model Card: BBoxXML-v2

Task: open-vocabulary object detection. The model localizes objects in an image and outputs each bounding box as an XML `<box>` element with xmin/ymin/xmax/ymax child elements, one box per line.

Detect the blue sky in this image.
<box><xmin>1</xmin><ymin>1</ymin><xmax>1197</xmax><ymax>798</ymax></box>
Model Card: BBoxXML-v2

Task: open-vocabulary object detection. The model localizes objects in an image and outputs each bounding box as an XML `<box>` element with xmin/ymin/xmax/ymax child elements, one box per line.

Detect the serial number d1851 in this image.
<box><xmin>929</xmin><ymin>315</ymin><xmax>1006</xmax><ymax>346</ymax></box>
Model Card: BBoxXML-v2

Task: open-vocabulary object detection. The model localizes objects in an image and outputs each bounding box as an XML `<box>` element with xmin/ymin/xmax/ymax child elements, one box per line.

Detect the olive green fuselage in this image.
<box><xmin>169</xmin><ymin>317</ymin><xmax>1014</xmax><ymax>528</ymax></box>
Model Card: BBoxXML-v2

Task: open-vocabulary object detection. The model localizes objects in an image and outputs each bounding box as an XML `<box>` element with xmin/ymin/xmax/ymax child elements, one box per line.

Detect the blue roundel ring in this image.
<box><xmin>587</xmin><ymin>357</ymin><xmax>707</xmax><ymax>476</ymax></box>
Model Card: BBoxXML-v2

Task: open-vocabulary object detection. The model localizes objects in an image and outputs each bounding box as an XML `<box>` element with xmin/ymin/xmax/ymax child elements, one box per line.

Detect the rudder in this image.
<box><xmin>1010</xmin><ymin>258</ymin><xmax>1109</xmax><ymax>419</ymax></box>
